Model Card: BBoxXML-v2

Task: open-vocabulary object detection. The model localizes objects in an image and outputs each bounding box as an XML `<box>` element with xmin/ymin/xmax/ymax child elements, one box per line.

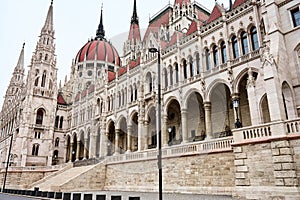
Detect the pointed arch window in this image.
<box><xmin>232</xmin><ymin>36</ymin><xmax>239</xmax><ymax>59</ymax></box>
<box><xmin>164</xmin><ymin>68</ymin><xmax>168</xmax><ymax>88</ymax></box>
<box><xmin>32</xmin><ymin>144</ymin><xmax>39</xmax><ymax>156</ymax></box>
<box><xmin>36</xmin><ymin>108</ymin><xmax>45</xmax><ymax>125</ymax></box>
<box><xmin>175</xmin><ymin>63</ymin><xmax>179</xmax><ymax>83</ymax></box>
<box><xmin>250</xmin><ymin>27</ymin><xmax>259</xmax><ymax>51</ymax></box>
<box><xmin>134</xmin><ymin>85</ymin><xmax>138</xmax><ymax>100</ymax></box>
<box><xmin>130</xmin><ymin>86</ymin><xmax>134</xmax><ymax>102</ymax></box>
<box><xmin>183</xmin><ymin>59</ymin><xmax>188</xmax><ymax>79</ymax></box>
<box><xmin>205</xmin><ymin>48</ymin><xmax>211</xmax><ymax>70</ymax></box>
<box><xmin>189</xmin><ymin>56</ymin><xmax>194</xmax><ymax>77</ymax></box>
<box><xmin>55</xmin><ymin>137</ymin><xmax>60</xmax><ymax>147</ymax></box>
<box><xmin>45</xmin><ymin>54</ymin><xmax>48</xmax><ymax>61</ymax></box>
<box><xmin>169</xmin><ymin>66</ymin><xmax>173</xmax><ymax>86</ymax></box>
<box><xmin>221</xmin><ymin>41</ymin><xmax>227</xmax><ymax>64</ymax></box>
<box><xmin>212</xmin><ymin>45</ymin><xmax>219</xmax><ymax>67</ymax></box>
<box><xmin>55</xmin><ymin>116</ymin><xmax>59</xmax><ymax>128</ymax></box>
<box><xmin>35</xmin><ymin>77</ymin><xmax>39</xmax><ymax>86</ymax></box>
<box><xmin>196</xmin><ymin>52</ymin><xmax>200</xmax><ymax>74</ymax></box>
<box><xmin>41</xmin><ymin>71</ymin><xmax>46</xmax><ymax>87</ymax></box>
<box><xmin>59</xmin><ymin>116</ymin><xmax>63</xmax><ymax>129</ymax></box>
<box><xmin>241</xmin><ymin>31</ymin><xmax>249</xmax><ymax>55</ymax></box>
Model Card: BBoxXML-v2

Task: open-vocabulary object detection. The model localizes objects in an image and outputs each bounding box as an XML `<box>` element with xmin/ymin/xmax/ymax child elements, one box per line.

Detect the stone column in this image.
<box><xmin>99</xmin><ymin>131</ymin><xmax>107</xmax><ymax>157</ymax></box>
<box><xmin>246</xmin><ymin>70</ymin><xmax>260</xmax><ymax>125</ymax></box>
<box><xmin>163</xmin><ymin>115</ymin><xmax>168</xmax><ymax>146</ymax></box>
<box><xmin>115</xmin><ymin>129</ymin><xmax>120</xmax><ymax>154</ymax></box>
<box><xmin>83</xmin><ymin>139</ymin><xmax>88</xmax><ymax>160</ymax></box>
<box><xmin>76</xmin><ymin>141</ymin><xmax>80</xmax><ymax>161</ymax></box>
<box><xmin>204</xmin><ymin>102</ymin><xmax>212</xmax><ymax>139</ymax></box>
<box><xmin>69</xmin><ymin>142</ymin><xmax>73</xmax><ymax>163</ymax></box>
<box><xmin>144</xmin><ymin>121</ymin><xmax>149</xmax><ymax>150</ymax></box>
<box><xmin>127</xmin><ymin>125</ymin><xmax>132</xmax><ymax>153</ymax></box>
<box><xmin>138</xmin><ymin>119</ymin><xmax>144</xmax><ymax>151</ymax></box>
<box><xmin>181</xmin><ymin>109</ymin><xmax>188</xmax><ymax>143</ymax></box>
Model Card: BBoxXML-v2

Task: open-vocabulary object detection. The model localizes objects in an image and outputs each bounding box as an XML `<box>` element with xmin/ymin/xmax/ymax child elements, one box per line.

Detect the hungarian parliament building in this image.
<box><xmin>0</xmin><ymin>0</ymin><xmax>300</xmax><ymax>199</ymax></box>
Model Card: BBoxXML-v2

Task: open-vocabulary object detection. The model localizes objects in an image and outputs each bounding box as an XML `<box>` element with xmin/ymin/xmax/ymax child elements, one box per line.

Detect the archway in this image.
<box><xmin>130</xmin><ymin>112</ymin><xmax>139</xmax><ymax>152</ymax></box>
<box><xmin>79</xmin><ymin>132</ymin><xmax>84</xmax><ymax>160</ymax></box>
<box><xmin>186</xmin><ymin>92</ymin><xmax>205</xmax><ymax>141</ymax></box>
<box><xmin>147</xmin><ymin>106</ymin><xmax>157</xmax><ymax>149</ymax></box>
<box><xmin>238</xmin><ymin>74</ymin><xmax>252</xmax><ymax>127</ymax></box>
<box><xmin>261</xmin><ymin>94</ymin><xmax>271</xmax><ymax>123</ymax></box>
<box><xmin>65</xmin><ymin>135</ymin><xmax>71</xmax><ymax>163</ymax></box>
<box><xmin>72</xmin><ymin>134</ymin><xmax>77</xmax><ymax>162</ymax></box>
<box><xmin>210</xmin><ymin>83</ymin><xmax>233</xmax><ymax>137</ymax></box>
<box><xmin>282</xmin><ymin>82</ymin><xmax>296</xmax><ymax>120</ymax></box>
<box><xmin>118</xmin><ymin>117</ymin><xmax>127</xmax><ymax>154</ymax></box>
<box><xmin>107</xmin><ymin>121</ymin><xmax>115</xmax><ymax>156</ymax></box>
<box><xmin>166</xmin><ymin>99</ymin><xmax>182</xmax><ymax>146</ymax></box>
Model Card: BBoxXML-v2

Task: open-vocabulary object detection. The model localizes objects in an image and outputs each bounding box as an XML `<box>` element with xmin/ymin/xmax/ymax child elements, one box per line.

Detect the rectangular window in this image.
<box><xmin>291</xmin><ymin>7</ymin><xmax>300</xmax><ymax>27</ymax></box>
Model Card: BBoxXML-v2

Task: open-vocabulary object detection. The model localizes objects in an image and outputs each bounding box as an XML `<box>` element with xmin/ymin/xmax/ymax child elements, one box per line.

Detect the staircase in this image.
<box><xmin>30</xmin><ymin>161</ymin><xmax>106</xmax><ymax>192</ymax></box>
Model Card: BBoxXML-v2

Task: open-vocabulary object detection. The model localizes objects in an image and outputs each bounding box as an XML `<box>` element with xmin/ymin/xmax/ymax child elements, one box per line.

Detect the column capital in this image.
<box><xmin>231</xmin><ymin>93</ymin><xmax>240</xmax><ymax>100</ymax></box>
<box><xmin>204</xmin><ymin>101</ymin><xmax>211</xmax><ymax>107</ymax></box>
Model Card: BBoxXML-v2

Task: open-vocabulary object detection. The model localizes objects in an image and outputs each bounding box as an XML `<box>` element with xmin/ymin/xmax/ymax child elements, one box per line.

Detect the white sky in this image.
<box><xmin>0</xmin><ymin>0</ymin><xmax>225</xmax><ymax>108</ymax></box>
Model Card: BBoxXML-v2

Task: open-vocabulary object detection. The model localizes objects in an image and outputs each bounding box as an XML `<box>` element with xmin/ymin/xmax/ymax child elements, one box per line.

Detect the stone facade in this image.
<box><xmin>0</xmin><ymin>0</ymin><xmax>300</xmax><ymax>199</ymax></box>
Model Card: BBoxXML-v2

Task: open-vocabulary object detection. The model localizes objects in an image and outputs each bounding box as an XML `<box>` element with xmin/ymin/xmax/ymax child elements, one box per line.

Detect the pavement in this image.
<box><xmin>0</xmin><ymin>193</ymin><xmax>52</xmax><ymax>200</ymax></box>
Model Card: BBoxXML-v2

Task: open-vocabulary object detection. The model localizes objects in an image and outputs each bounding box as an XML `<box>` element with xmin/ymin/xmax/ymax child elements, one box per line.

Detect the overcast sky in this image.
<box><xmin>0</xmin><ymin>0</ymin><xmax>226</xmax><ymax>108</ymax></box>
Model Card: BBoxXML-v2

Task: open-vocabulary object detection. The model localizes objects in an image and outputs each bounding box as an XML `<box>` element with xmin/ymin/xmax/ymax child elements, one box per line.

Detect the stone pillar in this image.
<box><xmin>99</xmin><ymin>131</ymin><xmax>107</xmax><ymax>157</ymax></box>
<box><xmin>204</xmin><ymin>102</ymin><xmax>212</xmax><ymax>139</ymax></box>
<box><xmin>246</xmin><ymin>70</ymin><xmax>260</xmax><ymax>125</ymax></box>
<box><xmin>76</xmin><ymin>141</ymin><xmax>80</xmax><ymax>161</ymax></box>
<box><xmin>69</xmin><ymin>142</ymin><xmax>73</xmax><ymax>163</ymax></box>
<box><xmin>83</xmin><ymin>139</ymin><xmax>88</xmax><ymax>160</ymax></box>
<box><xmin>163</xmin><ymin>115</ymin><xmax>168</xmax><ymax>146</ymax></box>
<box><xmin>181</xmin><ymin>109</ymin><xmax>188</xmax><ymax>143</ymax></box>
<box><xmin>144</xmin><ymin>121</ymin><xmax>149</xmax><ymax>150</ymax></box>
<box><xmin>115</xmin><ymin>129</ymin><xmax>120</xmax><ymax>154</ymax></box>
<box><xmin>127</xmin><ymin>125</ymin><xmax>132</xmax><ymax>153</ymax></box>
<box><xmin>138</xmin><ymin>119</ymin><xmax>144</xmax><ymax>151</ymax></box>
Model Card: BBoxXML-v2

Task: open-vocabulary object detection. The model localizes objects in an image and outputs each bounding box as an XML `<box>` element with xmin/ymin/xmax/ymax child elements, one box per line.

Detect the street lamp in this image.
<box><xmin>2</xmin><ymin>133</ymin><xmax>13</xmax><ymax>192</ymax></box>
<box><xmin>233</xmin><ymin>99</ymin><xmax>242</xmax><ymax>128</ymax></box>
<box><xmin>149</xmin><ymin>47</ymin><xmax>162</xmax><ymax>200</ymax></box>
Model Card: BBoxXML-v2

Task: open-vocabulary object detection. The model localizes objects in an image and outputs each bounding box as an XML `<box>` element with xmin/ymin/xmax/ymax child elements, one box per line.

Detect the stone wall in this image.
<box><xmin>104</xmin><ymin>151</ymin><xmax>235</xmax><ymax>195</ymax></box>
<box><xmin>233</xmin><ymin>138</ymin><xmax>300</xmax><ymax>200</ymax></box>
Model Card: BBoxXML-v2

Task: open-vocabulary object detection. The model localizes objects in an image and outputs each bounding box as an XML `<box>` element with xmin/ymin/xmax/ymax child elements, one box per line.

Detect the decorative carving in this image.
<box><xmin>260</xmin><ymin>43</ymin><xmax>274</xmax><ymax>64</ymax></box>
<box><xmin>246</xmin><ymin>68</ymin><xmax>256</xmax><ymax>88</ymax></box>
<box><xmin>227</xmin><ymin>67</ymin><xmax>234</xmax><ymax>85</ymax></box>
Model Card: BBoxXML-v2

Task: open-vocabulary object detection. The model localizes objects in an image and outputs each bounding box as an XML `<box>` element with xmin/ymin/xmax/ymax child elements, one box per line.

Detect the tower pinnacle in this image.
<box><xmin>42</xmin><ymin>1</ymin><xmax>54</xmax><ymax>32</ymax></box>
<box><xmin>131</xmin><ymin>0</ymin><xmax>139</xmax><ymax>24</ymax></box>
<box><xmin>15</xmin><ymin>43</ymin><xmax>25</xmax><ymax>71</ymax></box>
<box><xmin>96</xmin><ymin>4</ymin><xmax>105</xmax><ymax>40</ymax></box>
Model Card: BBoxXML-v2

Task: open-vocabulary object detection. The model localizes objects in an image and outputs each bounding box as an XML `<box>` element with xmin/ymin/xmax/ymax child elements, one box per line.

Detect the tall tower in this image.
<box><xmin>18</xmin><ymin>1</ymin><xmax>58</xmax><ymax>166</ymax></box>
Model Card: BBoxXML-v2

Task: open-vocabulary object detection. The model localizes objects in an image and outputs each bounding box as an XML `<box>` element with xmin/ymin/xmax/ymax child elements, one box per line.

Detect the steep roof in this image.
<box><xmin>57</xmin><ymin>93</ymin><xmax>67</xmax><ymax>105</ymax></box>
<box><xmin>186</xmin><ymin>20</ymin><xmax>198</xmax><ymax>36</ymax></box>
<box><xmin>206</xmin><ymin>4</ymin><xmax>223</xmax><ymax>24</ymax></box>
<box><xmin>233</xmin><ymin>0</ymin><xmax>248</xmax><ymax>9</ymax></box>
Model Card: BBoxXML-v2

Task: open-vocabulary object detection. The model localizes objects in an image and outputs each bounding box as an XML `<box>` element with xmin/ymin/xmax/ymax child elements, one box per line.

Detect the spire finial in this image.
<box><xmin>96</xmin><ymin>3</ymin><xmax>105</xmax><ymax>40</ymax></box>
<box><xmin>51</xmin><ymin>0</ymin><xmax>53</xmax><ymax>6</ymax></box>
<box><xmin>131</xmin><ymin>0</ymin><xmax>139</xmax><ymax>24</ymax></box>
<box><xmin>22</xmin><ymin>42</ymin><xmax>25</xmax><ymax>49</ymax></box>
<box><xmin>229</xmin><ymin>0</ymin><xmax>233</xmax><ymax>10</ymax></box>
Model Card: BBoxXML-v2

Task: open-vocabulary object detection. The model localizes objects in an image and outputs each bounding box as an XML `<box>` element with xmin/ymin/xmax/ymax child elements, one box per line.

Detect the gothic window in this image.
<box><xmin>59</xmin><ymin>116</ymin><xmax>63</xmax><ymax>129</ymax></box>
<box><xmin>41</xmin><ymin>71</ymin><xmax>46</xmax><ymax>87</ymax></box>
<box><xmin>175</xmin><ymin>63</ymin><xmax>179</xmax><ymax>83</ymax></box>
<box><xmin>45</xmin><ymin>54</ymin><xmax>48</xmax><ymax>61</ymax></box>
<box><xmin>134</xmin><ymin>85</ymin><xmax>138</xmax><ymax>101</ymax></box>
<box><xmin>55</xmin><ymin>116</ymin><xmax>59</xmax><ymax>128</ymax></box>
<box><xmin>241</xmin><ymin>31</ymin><xmax>249</xmax><ymax>55</ymax></box>
<box><xmin>291</xmin><ymin>7</ymin><xmax>300</xmax><ymax>27</ymax></box>
<box><xmin>36</xmin><ymin>108</ymin><xmax>45</xmax><ymax>125</ymax></box>
<box><xmin>212</xmin><ymin>45</ymin><xmax>219</xmax><ymax>67</ymax></box>
<box><xmin>189</xmin><ymin>56</ymin><xmax>194</xmax><ymax>77</ymax></box>
<box><xmin>55</xmin><ymin>137</ymin><xmax>59</xmax><ymax>147</ymax></box>
<box><xmin>221</xmin><ymin>41</ymin><xmax>227</xmax><ymax>63</ymax></box>
<box><xmin>205</xmin><ymin>48</ymin><xmax>211</xmax><ymax>70</ymax></box>
<box><xmin>146</xmin><ymin>72</ymin><xmax>153</xmax><ymax>93</ymax></box>
<box><xmin>34</xmin><ymin>132</ymin><xmax>41</xmax><ymax>139</ymax></box>
<box><xmin>195</xmin><ymin>52</ymin><xmax>200</xmax><ymax>74</ymax></box>
<box><xmin>107</xmin><ymin>97</ymin><xmax>111</xmax><ymax>111</ymax></box>
<box><xmin>118</xmin><ymin>91</ymin><xmax>122</xmax><ymax>107</ymax></box>
<box><xmin>130</xmin><ymin>86</ymin><xmax>133</xmax><ymax>102</ymax></box>
<box><xmin>164</xmin><ymin>68</ymin><xmax>168</xmax><ymax>88</ymax></box>
<box><xmin>34</xmin><ymin>77</ymin><xmax>39</xmax><ymax>86</ymax></box>
<box><xmin>111</xmin><ymin>95</ymin><xmax>114</xmax><ymax>110</ymax></box>
<box><xmin>49</xmin><ymin>80</ymin><xmax>53</xmax><ymax>90</ymax></box>
<box><xmin>232</xmin><ymin>36</ymin><xmax>239</xmax><ymax>59</ymax></box>
<box><xmin>169</xmin><ymin>66</ymin><xmax>173</xmax><ymax>86</ymax></box>
<box><xmin>32</xmin><ymin>144</ymin><xmax>39</xmax><ymax>156</ymax></box>
<box><xmin>39</xmin><ymin>53</ymin><xmax>42</xmax><ymax>61</ymax></box>
<box><xmin>183</xmin><ymin>59</ymin><xmax>188</xmax><ymax>79</ymax></box>
<box><xmin>250</xmin><ymin>27</ymin><xmax>259</xmax><ymax>51</ymax></box>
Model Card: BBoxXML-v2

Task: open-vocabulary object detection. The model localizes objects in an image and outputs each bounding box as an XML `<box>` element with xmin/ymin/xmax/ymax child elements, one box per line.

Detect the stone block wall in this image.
<box><xmin>104</xmin><ymin>151</ymin><xmax>235</xmax><ymax>195</ymax></box>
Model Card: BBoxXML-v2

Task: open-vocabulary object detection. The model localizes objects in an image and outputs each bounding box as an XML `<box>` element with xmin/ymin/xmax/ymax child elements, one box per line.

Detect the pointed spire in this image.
<box><xmin>15</xmin><ymin>43</ymin><xmax>25</xmax><ymax>70</ymax></box>
<box><xmin>42</xmin><ymin>0</ymin><xmax>54</xmax><ymax>32</ymax></box>
<box><xmin>229</xmin><ymin>0</ymin><xmax>233</xmax><ymax>10</ymax></box>
<box><xmin>96</xmin><ymin>4</ymin><xmax>105</xmax><ymax>40</ymax></box>
<box><xmin>131</xmin><ymin>0</ymin><xmax>139</xmax><ymax>24</ymax></box>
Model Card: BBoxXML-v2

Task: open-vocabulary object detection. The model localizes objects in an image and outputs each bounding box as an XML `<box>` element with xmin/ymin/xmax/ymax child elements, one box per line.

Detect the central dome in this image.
<box><xmin>75</xmin><ymin>39</ymin><xmax>121</xmax><ymax>66</ymax></box>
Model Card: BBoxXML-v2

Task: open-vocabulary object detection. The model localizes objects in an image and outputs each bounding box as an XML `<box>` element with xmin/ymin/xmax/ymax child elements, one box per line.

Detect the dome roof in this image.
<box><xmin>75</xmin><ymin>39</ymin><xmax>121</xmax><ymax>66</ymax></box>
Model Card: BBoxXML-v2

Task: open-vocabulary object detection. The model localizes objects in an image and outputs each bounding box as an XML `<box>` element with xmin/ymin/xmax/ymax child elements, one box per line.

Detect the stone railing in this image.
<box><xmin>1</xmin><ymin>162</ymin><xmax>71</xmax><ymax>172</ymax></box>
<box><xmin>105</xmin><ymin>136</ymin><xmax>233</xmax><ymax>164</ymax></box>
<box><xmin>285</xmin><ymin>119</ymin><xmax>300</xmax><ymax>134</ymax></box>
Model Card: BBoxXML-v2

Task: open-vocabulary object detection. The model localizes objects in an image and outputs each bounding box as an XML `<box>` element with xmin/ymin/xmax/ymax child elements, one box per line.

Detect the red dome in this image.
<box><xmin>75</xmin><ymin>39</ymin><xmax>121</xmax><ymax>66</ymax></box>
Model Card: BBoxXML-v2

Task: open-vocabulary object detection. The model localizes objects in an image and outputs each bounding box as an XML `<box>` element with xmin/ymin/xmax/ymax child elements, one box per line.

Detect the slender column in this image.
<box><xmin>76</xmin><ymin>141</ymin><xmax>80</xmax><ymax>161</ymax></box>
<box><xmin>99</xmin><ymin>131</ymin><xmax>107</xmax><ymax>157</ymax></box>
<box><xmin>127</xmin><ymin>125</ymin><xmax>132</xmax><ymax>153</ymax></box>
<box><xmin>246</xmin><ymin>70</ymin><xmax>260</xmax><ymax>125</ymax></box>
<box><xmin>144</xmin><ymin>121</ymin><xmax>149</xmax><ymax>150</ymax></box>
<box><xmin>163</xmin><ymin>115</ymin><xmax>168</xmax><ymax>146</ymax></box>
<box><xmin>115</xmin><ymin>129</ymin><xmax>120</xmax><ymax>154</ymax></box>
<box><xmin>83</xmin><ymin>139</ymin><xmax>88</xmax><ymax>160</ymax></box>
<box><xmin>137</xmin><ymin>119</ymin><xmax>144</xmax><ymax>151</ymax></box>
<box><xmin>204</xmin><ymin>102</ymin><xmax>212</xmax><ymax>139</ymax></box>
<box><xmin>69</xmin><ymin>142</ymin><xmax>73</xmax><ymax>162</ymax></box>
<box><xmin>181</xmin><ymin>109</ymin><xmax>188</xmax><ymax>143</ymax></box>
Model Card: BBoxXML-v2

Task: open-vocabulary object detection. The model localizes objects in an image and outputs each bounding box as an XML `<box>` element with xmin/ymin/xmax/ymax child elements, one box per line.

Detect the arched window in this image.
<box><xmin>59</xmin><ymin>116</ymin><xmax>63</xmax><ymax>129</ymax></box>
<box><xmin>55</xmin><ymin>116</ymin><xmax>59</xmax><ymax>128</ymax></box>
<box><xmin>32</xmin><ymin>144</ymin><xmax>39</xmax><ymax>156</ymax></box>
<box><xmin>41</xmin><ymin>71</ymin><xmax>46</xmax><ymax>87</ymax></box>
<box><xmin>55</xmin><ymin>137</ymin><xmax>60</xmax><ymax>147</ymax></box>
<box><xmin>49</xmin><ymin>80</ymin><xmax>53</xmax><ymax>90</ymax></box>
<box><xmin>241</xmin><ymin>31</ymin><xmax>249</xmax><ymax>55</ymax></box>
<box><xmin>36</xmin><ymin>108</ymin><xmax>45</xmax><ymax>125</ymax></box>
<box><xmin>107</xmin><ymin>97</ymin><xmax>111</xmax><ymax>111</ymax></box>
<box><xmin>183</xmin><ymin>59</ymin><xmax>188</xmax><ymax>79</ymax></box>
<box><xmin>146</xmin><ymin>73</ymin><xmax>153</xmax><ymax>93</ymax></box>
<box><xmin>53</xmin><ymin>150</ymin><xmax>59</xmax><ymax>161</ymax></box>
<box><xmin>169</xmin><ymin>66</ymin><xmax>173</xmax><ymax>86</ymax></box>
<box><xmin>118</xmin><ymin>91</ymin><xmax>122</xmax><ymax>107</ymax></box>
<box><xmin>45</xmin><ymin>54</ymin><xmax>48</xmax><ymax>61</ymax></box>
<box><xmin>134</xmin><ymin>86</ymin><xmax>138</xmax><ymax>100</ymax></box>
<box><xmin>205</xmin><ymin>49</ymin><xmax>211</xmax><ymax>70</ymax></box>
<box><xmin>232</xmin><ymin>36</ymin><xmax>239</xmax><ymax>59</ymax></box>
<box><xmin>250</xmin><ymin>27</ymin><xmax>259</xmax><ymax>51</ymax></box>
<box><xmin>39</xmin><ymin>53</ymin><xmax>42</xmax><ymax>61</ymax></box>
<box><xmin>221</xmin><ymin>41</ymin><xmax>227</xmax><ymax>64</ymax></box>
<box><xmin>189</xmin><ymin>56</ymin><xmax>194</xmax><ymax>77</ymax></box>
<box><xmin>130</xmin><ymin>86</ymin><xmax>134</xmax><ymax>102</ymax></box>
<box><xmin>122</xmin><ymin>90</ymin><xmax>125</xmax><ymax>106</ymax></box>
<box><xmin>111</xmin><ymin>95</ymin><xmax>114</xmax><ymax>110</ymax></box>
<box><xmin>175</xmin><ymin>63</ymin><xmax>179</xmax><ymax>83</ymax></box>
<box><xmin>164</xmin><ymin>68</ymin><xmax>168</xmax><ymax>88</ymax></box>
<box><xmin>212</xmin><ymin>45</ymin><xmax>219</xmax><ymax>67</ymax></box>
<box><xmin>195</xmin><ymin>52</ymin><xmax>200</xmax><ymax>74</ymax></box>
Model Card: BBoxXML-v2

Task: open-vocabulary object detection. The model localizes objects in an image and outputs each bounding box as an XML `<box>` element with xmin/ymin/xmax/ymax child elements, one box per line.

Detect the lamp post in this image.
<box><xmin>149</xmin><ymin>47</ymin><xmax>162</xmax><ymax>200</ymax></box>
<box><xmin>2</xmin><ymin>133</ymin><xmax>13</xmax><ymax>192</ymax></box>
<box><xmin>233</xmin><ymin>99</ymin><xmax>242</xmax><ymax>128</ymax></box>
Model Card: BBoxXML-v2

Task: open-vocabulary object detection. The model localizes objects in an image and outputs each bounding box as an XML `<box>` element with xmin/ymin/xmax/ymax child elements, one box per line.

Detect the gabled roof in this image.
<box><xmin>186</xmin><ymin>20</ymin><xmax>198</xmax><ymax>36</ymax></box>
<box><xmin>207</xmin><ymin>4</ymin><xmax>223</xmax><ymax>24</ymax></box>
<box><xmin>128</xmin><ymin>23</ymin><xmax>141</xmax><ymax>44</ymax></box>
<box><xmin>57</xmin><ymin>93</ymin><xmax>67</xmax><ymax>105</ymax></box>
<box><xmin>233</xmin><ymin>0</ymin><xmax>248</xmax><ymax>9</ymax></box>
<box><xmin>174</xmin><ymin>0</ymin><xmax>191</xmax><ymax>7</ymax></box>
<box><xmin>108</xmin><ymin>71</ymin><xmax>116</xmax><ymax>82</ymax></box>
<box><xmin>129</xmin><ymin>57</ymin><xmax>140</xmax><ymax>69</ymax></box>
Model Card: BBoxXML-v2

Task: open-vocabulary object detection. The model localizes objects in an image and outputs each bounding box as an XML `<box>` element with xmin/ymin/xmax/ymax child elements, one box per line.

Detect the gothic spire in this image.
<box><xmin>96</xmin><ymin>4</ymin><xmax>105</xmax><ymax>40</ymax></box>
<box><xmin>131</xmin><ymin>0</ymin><xmax>139</xmax><ymax>24</ymax></box>
<box><xmin>42</xmin><ymin>0</ymin><xmax>54</xmax><ymax>32</ymax></box>
<box><xmin>15</xmin><ymin>43</ymin><xmax>25</xmax><ymax>71</ymax></box>
<box><xmin>229</xmin><ymin>0</ymin><xmax>233</xmax><ymax>10</ymax></box>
